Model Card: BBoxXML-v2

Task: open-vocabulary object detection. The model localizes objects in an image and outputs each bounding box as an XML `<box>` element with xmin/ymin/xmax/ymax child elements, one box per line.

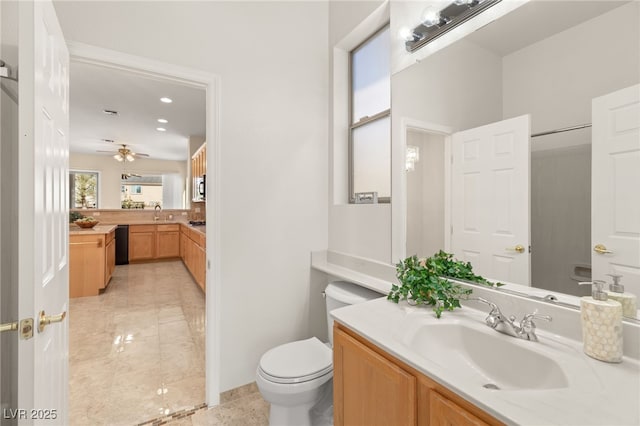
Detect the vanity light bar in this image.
<box><xmin>405</xmin><ymin>0</ymin><xmax>502</xmax><ymax>53</ymax></box>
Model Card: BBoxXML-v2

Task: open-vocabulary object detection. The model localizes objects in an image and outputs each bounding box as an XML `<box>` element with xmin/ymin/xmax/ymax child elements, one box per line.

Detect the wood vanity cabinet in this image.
<box><xmin>156</xmin><ymin>224</ymin><xmax>180</xmax><ymax>258</ymax></box>
<box><xmin>69</xmin><ymin>229</ymin><xmax>115</xmax><ymax>298</ymax></box>
<box><xmin>333</xmin><ymin>324</ymin><xmax>502</xmax><ymax>426</ymax></box>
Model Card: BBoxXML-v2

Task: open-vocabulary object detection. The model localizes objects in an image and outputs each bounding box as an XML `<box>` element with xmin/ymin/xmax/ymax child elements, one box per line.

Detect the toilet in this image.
<box><xmin>256</xmin><ymin>281</ymin><xmax>381</xmax><ymax>426</ymax></box>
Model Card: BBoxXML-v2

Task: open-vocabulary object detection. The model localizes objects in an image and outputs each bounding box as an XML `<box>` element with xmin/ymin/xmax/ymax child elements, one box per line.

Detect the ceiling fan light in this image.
<box><xmin>114</xmin><ymin>154</ymin><xmax>123</xmax><ymax>162</ymax></box>
<box><xmin>126</xmin><ymin>154</ymin><xmax>135</xmax><ymax>162</ymax></box>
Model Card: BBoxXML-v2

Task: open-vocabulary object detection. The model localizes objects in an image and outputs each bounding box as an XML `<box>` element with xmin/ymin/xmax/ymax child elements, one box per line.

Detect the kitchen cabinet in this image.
<box><xmin>70</xmin><ymin>228</ymin><xmax>116</xmax><ymax>298</ymax></box>
<box><xmin>156</xmin><ymin>224</ymin><xmax>180</xmax><ymax>258</ymax></box>
<box><xmin>129</xmin><ymin>224</ymin><xmax>156</xmax><ymax>261</ymax></box>
<box><xmin>130</xmin><ymin>224</ymin><xmax>181</xmax><ymax>262</ymax></box>
<box><xmin>333</xmin><ymin>324</ymin><xmax>502</xmax><ymax>426</ymax></box>
<box><xmin>192</xmin><ymin>143</ymin><xmax>206</xmax><ymax>178</ymax></box>
<box><xmin>180</xmin><ymin>224</ymin><xmax>206</xmax><ymax>292</ymax></box>
<box><xmin>104</xmin><ymin>230</ymin><xmax>116</xmax><ymax>287</ymax></box>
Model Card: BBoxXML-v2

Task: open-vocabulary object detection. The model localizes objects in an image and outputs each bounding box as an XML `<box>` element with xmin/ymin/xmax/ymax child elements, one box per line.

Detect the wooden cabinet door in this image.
<box><xmin>180</xmin><ymin>230</ymin><xmax>188</xmax><ymax>260</ymax></box>
<box><xmin>69</xmin><ymin>235</ymin><xmax>105</xmax><ymax>297</ymax></box>
<box><xmin>429</xmin><ymin>391</ymin><xmax>489</xmax><ymax>426</ymax></box>
<box><xmin>129</xmin><ymin>226</ymin><xmax>156</xmax><ymax>261</ymax></box>
<box><xmin>104</xmin><ymin>237</ymin><xmax>116</xmax><ymax>288</ymax></box>
<box><xmin>334</xmin><ymin>326</ymin><xmax>416</xmax><ymax>426</ymax></box>
<box><xmin>195</xmin><ymin>244</ymin><xmax>206</xmax><ymax>291</ymax></box>
<box><xmin>156</xmin><ymin>231</ymin><xmax>180</xmax><ymax>258</ymax></box>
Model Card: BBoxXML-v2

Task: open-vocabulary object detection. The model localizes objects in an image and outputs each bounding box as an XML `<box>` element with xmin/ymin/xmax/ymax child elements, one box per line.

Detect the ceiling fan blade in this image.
<box><xmin>96</xmin><ymin>150</ymin><xmax>116</xmax><ymax>153</ymax></box>
<box><xmin>132</xmin><ymin>152</ymin><xmax>150</xmax><ymax>158</ymax></box>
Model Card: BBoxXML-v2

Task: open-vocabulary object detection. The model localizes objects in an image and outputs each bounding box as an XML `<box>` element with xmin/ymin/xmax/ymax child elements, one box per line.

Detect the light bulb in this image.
<box><xmin>114</xmin><ymin>154</ymin><xmax>123</xmax><ymax>162</ymax></box>
<box><xmin>126</xmin><ymin>154</ymin><xmax>135</xmax><ymax>162</ymax></box>
<box><xmin>421</xmin><ymin>7</ymin><xmax>441</xmax><ymax>27</ymax></box>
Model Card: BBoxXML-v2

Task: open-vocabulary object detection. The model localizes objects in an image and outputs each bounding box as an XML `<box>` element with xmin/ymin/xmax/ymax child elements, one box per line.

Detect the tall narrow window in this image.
<box><xmin>350</xmin><ymin>25</ymin><xmax>391</xmax><ymax>203</ymax></box>
<box><xmin>69</xmin><ymin>171</ymin><xmax>99</xmax><ymax>208</ymax></box>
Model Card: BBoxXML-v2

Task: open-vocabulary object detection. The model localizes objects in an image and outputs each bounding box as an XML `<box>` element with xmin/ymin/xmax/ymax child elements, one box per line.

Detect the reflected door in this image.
<box><xmin>451</xmin><ymin>115</ymin><xmax>531</xmax><ymax>285</ymax></box>
<box><xmin>592</xmin><ymin>85</ymin><xmax>640</xmax><ymax>295</ymax></box>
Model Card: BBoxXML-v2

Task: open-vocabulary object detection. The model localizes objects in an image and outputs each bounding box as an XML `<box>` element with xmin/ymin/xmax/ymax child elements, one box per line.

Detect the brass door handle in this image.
<box><xmin>38</xmin><ymin>310</ymin><xmax>66</xmax><ymax>333</ymax></box>
<box><xmin>593</xmin><ymin>244</ymin><xmax>613</xmax><ymax>254</ymax></box>
<box><xmin>506</xmin><ymin>244</ymin><xmax>525</xmax><ymax>254</ymax></box>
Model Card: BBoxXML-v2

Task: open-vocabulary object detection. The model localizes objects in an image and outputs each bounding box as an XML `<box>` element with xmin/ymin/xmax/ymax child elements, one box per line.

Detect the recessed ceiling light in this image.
<box><xmin>103</xmin><ymin>109</ymin><xmax>119</xmax><ymax>116</ymax></box>
<box><xmin>156</xmin><ymin>127</ymin><xmax>167</xmax><ymax>132</ymax></box>
<box><xmin>157</xmin><ymin>118</ymin><xmax>168</xmax><ymax>124</ymax></box>
<box><xmin>101</xmin><ymin>138</ymin><xmax>115</xmax><ymax>143</ymax></box>
<box><xmin>160</xmin><ymin>97</ymin><xmax>173</xmax><ymax>104</ymax></box>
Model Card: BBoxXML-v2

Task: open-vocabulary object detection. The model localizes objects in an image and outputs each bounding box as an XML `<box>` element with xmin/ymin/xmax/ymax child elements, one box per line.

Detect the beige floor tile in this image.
<box><xmin>70</xmin><ymin>261</ymin><xmax>206</xmax><ymax>426</ymax></box>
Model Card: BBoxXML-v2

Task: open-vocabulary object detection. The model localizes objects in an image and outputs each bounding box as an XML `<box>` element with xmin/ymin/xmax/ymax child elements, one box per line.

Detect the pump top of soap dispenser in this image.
<box><xmin>606</xmin><ymin>274</ymin><xmax>624</xmax><ymax>293</ymax></box>
<box><xmin>578</xmin><ymin>280</ymin><xmax>608</xmax><ymax>301</ymax></box>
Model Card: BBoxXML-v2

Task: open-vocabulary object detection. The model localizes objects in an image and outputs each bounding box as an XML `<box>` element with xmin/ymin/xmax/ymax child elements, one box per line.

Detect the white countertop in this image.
<box><xmin>332</xmin><ymin>298</ymin><xmax>640</xmax><ymax>426</ymax></box>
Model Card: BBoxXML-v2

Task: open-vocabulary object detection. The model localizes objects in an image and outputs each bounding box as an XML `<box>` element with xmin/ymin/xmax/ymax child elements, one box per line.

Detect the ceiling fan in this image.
<box><xmin>97</xmin><ymin>144</ymin><xmax>150</xmax><ymax>163</ymax></box>
<box><xmin>96</xmin><ymin>144</ymin><xmax>149</xmax><ymax>180</ymax></box>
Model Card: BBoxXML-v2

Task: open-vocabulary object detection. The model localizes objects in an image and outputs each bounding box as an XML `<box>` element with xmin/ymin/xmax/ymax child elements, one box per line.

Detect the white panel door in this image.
<box><xmin>592</xmin><ymin>85</ymin><xmax>640</xmax><ymax>296</ymax></box>
<box><xmin>451</xmin><ymin>115</ymin><xmax>531</xmax><ymax>285</ymax></box>
<box><xmin>17</xmin><ymin>0</ymin><xmax>70</xmax><ymax>423</ymax></box>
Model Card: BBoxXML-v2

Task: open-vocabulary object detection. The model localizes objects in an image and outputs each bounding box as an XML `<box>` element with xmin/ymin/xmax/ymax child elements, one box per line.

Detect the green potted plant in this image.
<box><xmin>387</xmin><ymin>250</ymin><xmax>500</xmax><ymax>318</ymax></box>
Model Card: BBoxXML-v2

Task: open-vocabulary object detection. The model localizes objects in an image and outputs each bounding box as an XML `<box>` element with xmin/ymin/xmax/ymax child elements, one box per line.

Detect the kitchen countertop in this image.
<box><xmin>332</xmin><ymin>298</ymin><xmax>640</xmax><ymax>426</ymax></box>
<box><xmin>74</xmin><ymin>221</ymin><xmax>207</xmax><ymax>236</ymax></box>
<box><xmin>69</xmin><ymin>224</ymin><xmax>118</xmax><ymax>236</ymax></box>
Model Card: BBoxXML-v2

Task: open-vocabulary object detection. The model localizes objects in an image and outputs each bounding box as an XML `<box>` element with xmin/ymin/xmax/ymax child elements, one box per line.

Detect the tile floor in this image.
<box><xmin>69</xmin><ymin>260</ymin><xmax>267</xmax><ymax>425</ymax></box>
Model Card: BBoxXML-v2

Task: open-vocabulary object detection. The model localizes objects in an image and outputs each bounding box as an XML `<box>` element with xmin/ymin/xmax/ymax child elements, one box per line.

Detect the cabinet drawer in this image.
<box><xmin>157</xmin><ymin>224</ymin><xmax>179</xmax><ymax>232</ymax></box>
<box><xmin>130</xmin><ymin>224</ymin><xmax>156</xmax><ymax>233</ymax></box>
<box><xmin>189</xmin><ymin>229</ymin><xmax>206</xmax><ymax>247</ymax></box>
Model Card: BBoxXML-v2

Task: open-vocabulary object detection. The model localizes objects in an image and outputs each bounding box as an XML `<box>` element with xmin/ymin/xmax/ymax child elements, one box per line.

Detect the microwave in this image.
<box><xmin>194</xmin><ymin>175</ymin><xmax>206</xmax><ymax>201</ymax></box>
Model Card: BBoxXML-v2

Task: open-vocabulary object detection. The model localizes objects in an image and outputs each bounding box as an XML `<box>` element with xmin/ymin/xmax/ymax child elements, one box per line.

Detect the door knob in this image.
<box><xmin>38</xmin><ymin>310</ymin><xmax>66</xmax><ymax>333</ymax></box>
<box><xmin>593</xmin><ymin>244</ymin><xmax>613</xmax><ymax>254</ymax></box>
<box><xmin>506</xmin><ymin>244</ymin><xmax>525</xmax><ymax>254</ymax></box>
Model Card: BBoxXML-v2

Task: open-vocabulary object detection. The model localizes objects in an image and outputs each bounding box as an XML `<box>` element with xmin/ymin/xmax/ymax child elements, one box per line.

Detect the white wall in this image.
<box><xmin>54</xmin><ymin>1</ymin><xmax>329</xmax><ymax>392</ymax></box>
<box><xmin>328</xmin><ymin>1</ymin><xmax>391</xmax><ymax>263</ymax></box>
<box><xmin>406</xmin><ymin>130</ymin><xmax>445</xmax><ymax>259</ymax></box>
<box><xmin>69</xmin><ymin>153</ymin><xmax>186</xmax><ymax>209</ymax></box>
<box><xmin>502</xmin><ymin>2</ymin><xmax>640</xmax><ymax>138</ymax></box>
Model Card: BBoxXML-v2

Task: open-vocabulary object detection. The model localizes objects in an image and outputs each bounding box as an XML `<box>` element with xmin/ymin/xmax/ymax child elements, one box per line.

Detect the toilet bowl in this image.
<box><xmin>256</xmin><ymin>281</ymin><xmax>381</xmax><ymax>426</ymax></box>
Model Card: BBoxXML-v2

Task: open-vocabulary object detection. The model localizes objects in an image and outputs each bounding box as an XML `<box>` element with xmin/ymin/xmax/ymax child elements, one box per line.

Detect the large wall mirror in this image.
<box><xmin>392</xmin><ymin>1</ymin><xmax>639</xmax><ymax>314</ymax></box>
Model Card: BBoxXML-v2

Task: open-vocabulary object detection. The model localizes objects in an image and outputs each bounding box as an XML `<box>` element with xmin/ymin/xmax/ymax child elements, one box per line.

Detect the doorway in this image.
<box><xmin>67</xmin><ymin>42</ymin><xmax>221</xmax><ymax>421</ymax></box>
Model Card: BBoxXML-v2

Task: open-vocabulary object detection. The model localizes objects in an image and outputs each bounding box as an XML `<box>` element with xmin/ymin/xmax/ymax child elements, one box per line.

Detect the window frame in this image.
<box><xmin>348</xmin><ymin>23</ymin><xmax>391</xmax><ymax>204</ymax></box>
<box><xmin>69</xmin><ymin>169</ymin><xmax>100</xmax><ymax>209</ymax></box>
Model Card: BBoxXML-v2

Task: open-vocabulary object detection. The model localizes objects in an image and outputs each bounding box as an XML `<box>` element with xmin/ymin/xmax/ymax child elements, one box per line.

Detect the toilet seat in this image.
<box><xmin>258</xmin><ymin>337</ymin><xmax>333</xmax><ymax>384</ymax></box>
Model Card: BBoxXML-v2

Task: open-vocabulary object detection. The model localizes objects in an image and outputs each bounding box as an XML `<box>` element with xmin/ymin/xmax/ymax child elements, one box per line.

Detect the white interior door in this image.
<box><xmin>451</xmin><ymin>115</ymin><xmax>531</xmax><ymax>285</ymax></box>
<box><xmin>17</xmin><ymin>0</ymin><xmax>70</xmax><ymax>423</ymax></box>
<box><xmin>592</xmin><ymin>84</ymin><xmax>640</xmax><ymax>295</ymax></box>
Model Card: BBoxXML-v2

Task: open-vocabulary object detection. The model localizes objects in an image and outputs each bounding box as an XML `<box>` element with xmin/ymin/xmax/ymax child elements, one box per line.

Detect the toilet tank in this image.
<box><xmin>325</xmin><ymin>281</ymin><xmax>382</xmax><ymax>346</ymax></box>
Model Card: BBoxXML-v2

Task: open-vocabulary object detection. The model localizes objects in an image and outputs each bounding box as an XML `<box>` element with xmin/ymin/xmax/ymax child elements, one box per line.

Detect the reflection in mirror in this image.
<box><xmin>394</xmin><ymin>1</ymin><xmax>639</xmax><ymax>315</ymax></box>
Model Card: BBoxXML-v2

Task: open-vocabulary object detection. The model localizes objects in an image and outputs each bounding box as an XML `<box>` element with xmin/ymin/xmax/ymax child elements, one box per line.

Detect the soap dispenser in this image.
<box><xmin>606</xmin><ymin>274</ymin><xmax>637</xmax><ymax>319</ymax></box>
<box><xmin>578</xmin><ymin>280</ymin><xmax>623</xmax><ymax>363</ymax></box>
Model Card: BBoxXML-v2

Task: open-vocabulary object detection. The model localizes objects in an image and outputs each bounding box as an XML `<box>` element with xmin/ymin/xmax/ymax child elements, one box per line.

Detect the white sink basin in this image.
<box><xmin>400</xmin><ymin>320</ymin><xmax>569</xmax><ymax>391</ymax></box>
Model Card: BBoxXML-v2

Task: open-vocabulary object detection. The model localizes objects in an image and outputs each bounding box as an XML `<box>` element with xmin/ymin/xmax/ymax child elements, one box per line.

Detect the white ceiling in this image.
<box><xmin>465</xmin><ymin>1</ymin><xmax>628</xmax><ymax>57</ymax></box>
<box><xmin>69</xmin><ymin>61</ymin><xmax>205</xmax><ymax>161</ymax></box>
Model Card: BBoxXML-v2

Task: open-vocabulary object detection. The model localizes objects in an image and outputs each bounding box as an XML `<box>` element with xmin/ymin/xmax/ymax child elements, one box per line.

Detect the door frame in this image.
<box><xmin>67</xmin><ymin>41</ymin><xmax>222</xmax><ymax>406</ymax></box>
<box><xmin>392</xmin><ymin>117</ymin><xmax>453</xmax><ymax>262</ymax></box>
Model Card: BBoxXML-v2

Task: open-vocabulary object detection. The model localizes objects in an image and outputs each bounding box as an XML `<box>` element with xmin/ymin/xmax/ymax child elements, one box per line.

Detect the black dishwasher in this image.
<box><xmin>115</xmin><ymin>225</ymin><xmax>129</xmax><ymax>265</ymax></box>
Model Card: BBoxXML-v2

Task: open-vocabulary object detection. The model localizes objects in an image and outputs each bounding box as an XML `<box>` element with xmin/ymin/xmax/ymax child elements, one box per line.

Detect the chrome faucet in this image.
<box><xmin>154</xmin><ymin>204</ymin><xmax>162</xmax><ymax>221</ymax></box>
<box><xmin>471</xmin><ymin>297</ymin><xmax>552</xmax><ymax>342</ymax></box>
